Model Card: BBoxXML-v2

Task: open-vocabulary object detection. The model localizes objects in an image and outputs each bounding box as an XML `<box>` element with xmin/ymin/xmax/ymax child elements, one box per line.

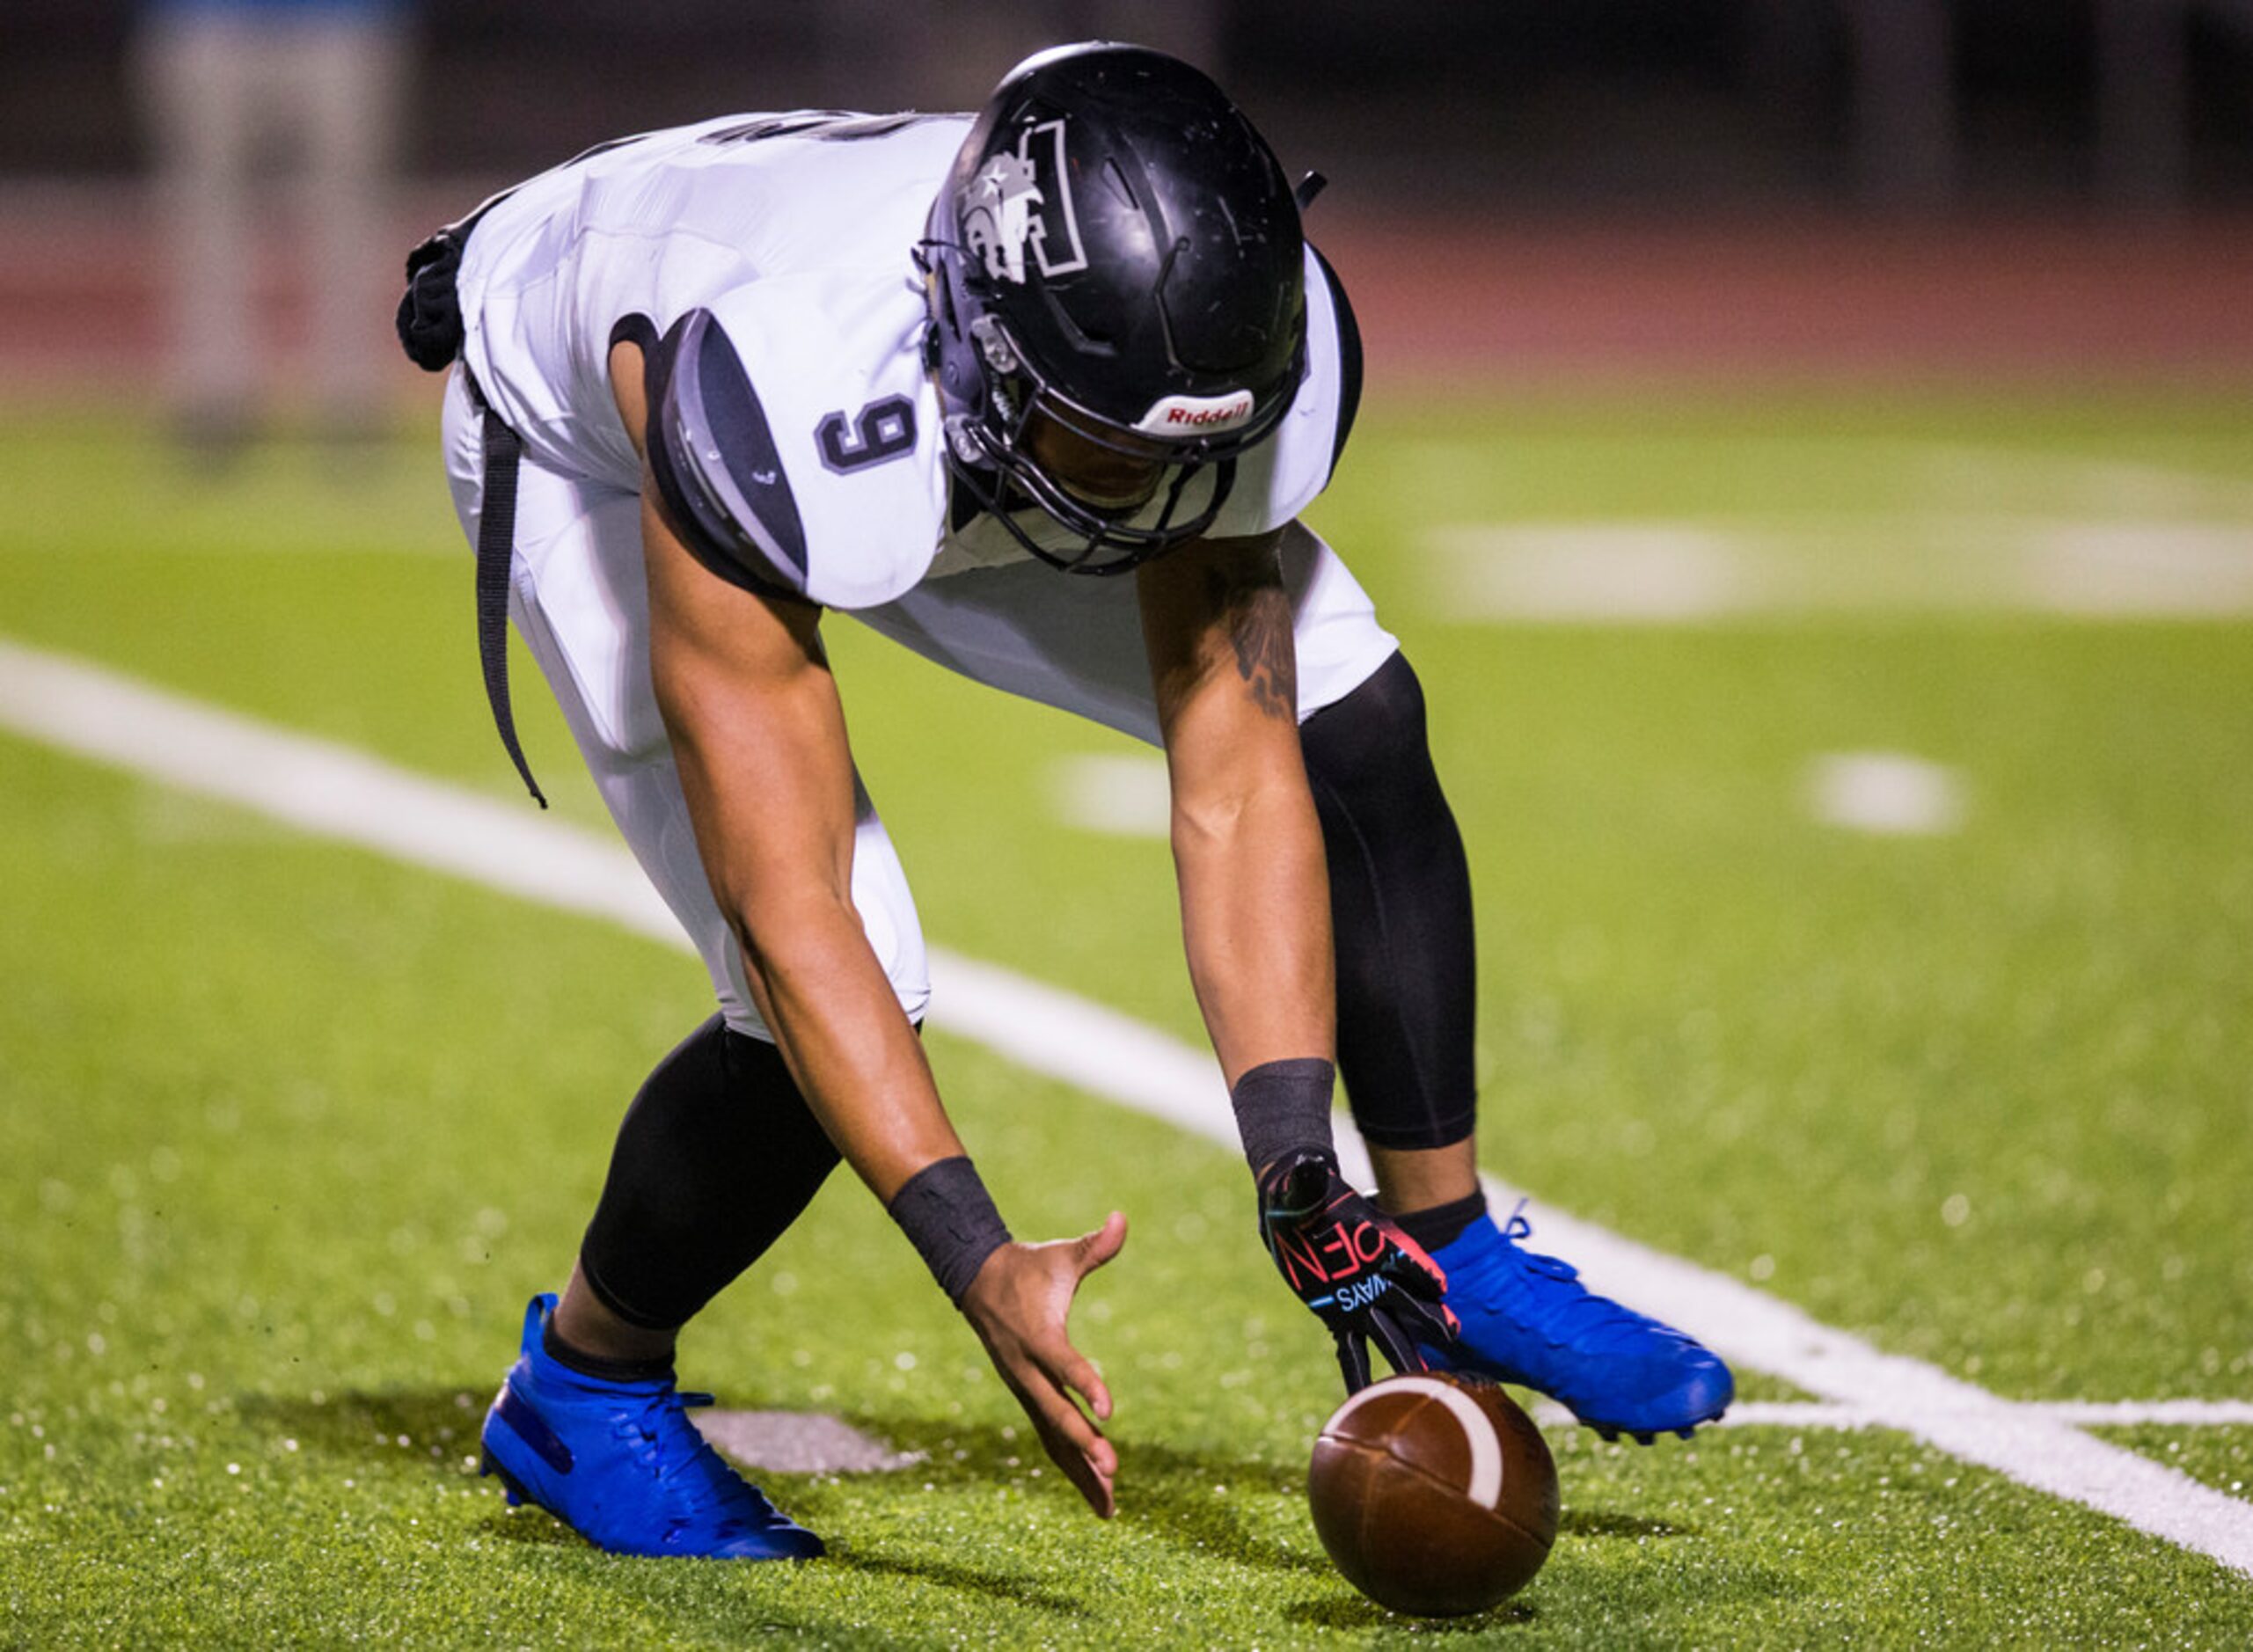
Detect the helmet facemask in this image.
<box><xmin>932</xmin><ymin>298</ymin><xmax>1301</xmax><ymax>574</ymax></box>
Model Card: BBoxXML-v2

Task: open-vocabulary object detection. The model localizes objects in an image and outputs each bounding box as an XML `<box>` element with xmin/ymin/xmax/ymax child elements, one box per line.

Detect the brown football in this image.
<box><xmin>1307</xmin><ymin>1371</ymin><xmax>1560</xmax><ymax>1617</ymax></box>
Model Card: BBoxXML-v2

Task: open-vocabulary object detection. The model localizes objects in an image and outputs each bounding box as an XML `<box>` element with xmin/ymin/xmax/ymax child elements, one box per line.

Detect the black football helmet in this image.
<box><xmin>922</xmin><ymin>43</ymin><xmax>1308</xmax><ymax>574</ymax></box>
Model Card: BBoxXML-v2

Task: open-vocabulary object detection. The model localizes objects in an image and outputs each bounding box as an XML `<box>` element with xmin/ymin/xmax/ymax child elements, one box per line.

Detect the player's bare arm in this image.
<box><xmin>620</xmin><ymin>346</ymin><xmax>952</xmax><ymax>1194</ymax></box>
<box><xmin>1140</xmin><ymin>526</ymin><xmax>1454</xmax><ymax>1390</ymax></box>
<box><xmin>1137</xmin><ymin>527</ymin><xmax>1334</xmax><ymax>1084</ymax></box>
<box><xmin>618</xmin><ymin>340</ymin><xmax>1124</xmax><ymax>1516</ymax></box>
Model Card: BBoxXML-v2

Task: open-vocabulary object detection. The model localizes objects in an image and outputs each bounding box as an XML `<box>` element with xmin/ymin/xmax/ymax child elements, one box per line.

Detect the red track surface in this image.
<box><xmin>4</xmin><ymin>184</ymin><xmax>2250</xmax><ymax>401</ymax></box>
<box><xmin>1322</xmin><ymin>212</ymin><xmax>2253</xmax><ymax>390</ymax></box>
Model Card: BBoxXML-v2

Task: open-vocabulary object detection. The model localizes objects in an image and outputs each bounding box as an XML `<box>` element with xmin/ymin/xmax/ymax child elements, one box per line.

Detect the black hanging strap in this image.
<box><xmin>476</xmin><ymin>404</ymin><xmax>547</xmax><ymax>808</ymax></box>
<box><xmin>393</xmin><ymin>197</ymin><xmax>545</xmax><ymax>806</ymax></box>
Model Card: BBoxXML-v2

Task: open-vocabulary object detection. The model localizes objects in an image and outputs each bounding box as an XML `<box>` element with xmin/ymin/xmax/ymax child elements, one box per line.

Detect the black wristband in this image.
<box><xmin>887</xmin><ymin>1156</ymin><xmax>1012</xmax><ymax>1306</ymax></box>
<box><xmin>1230</xmin><ymin>1057</ymin><xmax>1338</xmax><ymax>1174</ymax></box>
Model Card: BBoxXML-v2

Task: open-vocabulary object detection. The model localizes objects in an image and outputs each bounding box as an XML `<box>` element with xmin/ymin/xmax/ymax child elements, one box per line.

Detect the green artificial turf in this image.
<box><xmin>3</xmin><ymin>391</ymin><xmax>2249</xmax><ymax>1643</ymax></box>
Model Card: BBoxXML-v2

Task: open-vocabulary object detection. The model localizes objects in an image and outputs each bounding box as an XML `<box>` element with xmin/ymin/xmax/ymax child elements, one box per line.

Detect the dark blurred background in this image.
<box><xmin>8</xmin><ymin>0</ymin><xmax>2253</xmax><ymax>211</ymax></box>
<box><xmin>5</xmin><ymin>0</ymin><xmax>2251</xmax><ymax>406</ymax></box>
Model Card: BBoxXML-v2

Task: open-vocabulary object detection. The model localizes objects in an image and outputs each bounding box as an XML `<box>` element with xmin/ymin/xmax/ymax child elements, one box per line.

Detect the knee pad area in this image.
<box><xmin>1299</xmin><ymin>654</ymin><xmax>1480</xmax><ymax>1151</ymax></box>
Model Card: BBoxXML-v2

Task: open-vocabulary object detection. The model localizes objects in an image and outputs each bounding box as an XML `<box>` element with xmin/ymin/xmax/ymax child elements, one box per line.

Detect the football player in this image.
<box><xmin>398</xmin><ymin>42</ymin><xmax>1733</xmax><ymax>1561</ymax></box>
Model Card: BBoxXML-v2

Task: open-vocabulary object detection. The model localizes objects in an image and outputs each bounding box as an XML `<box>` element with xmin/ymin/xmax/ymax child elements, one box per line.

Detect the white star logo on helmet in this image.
<box><xmin>962</xmin><ymin>152</ymin><xmax>1043</xmax><ymax>283</ymax></box>
<box><xmin>961</xmin><ymin>121</ymin><xmax>1088</xmax><ymax>286</ymax></box>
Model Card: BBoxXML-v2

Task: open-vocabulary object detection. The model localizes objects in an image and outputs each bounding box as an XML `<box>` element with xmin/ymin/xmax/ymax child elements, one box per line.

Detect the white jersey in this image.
<box><xmin>455</xmin><ymin>112</ymin><xmax>1359</xmax><ymax>611</ymax></box>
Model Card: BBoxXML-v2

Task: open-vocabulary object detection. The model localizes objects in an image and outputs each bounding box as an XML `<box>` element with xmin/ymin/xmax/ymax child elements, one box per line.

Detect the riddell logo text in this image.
<box><xmin>1166</xmin><ymin>400</ymin><xmax>1252</xmax><ymax>427</ymax></box>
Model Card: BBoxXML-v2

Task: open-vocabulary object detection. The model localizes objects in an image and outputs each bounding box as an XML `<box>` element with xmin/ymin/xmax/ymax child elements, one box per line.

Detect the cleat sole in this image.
<box><xmin>479</xmin><ymin>1450</ymin><xmax>531</xmax><ymax>1509</ymax></box>
<box><xmin>1580</xmin><ymin>1406</ymin><xmax>1729</xmax><ymax>1443</ymax></box>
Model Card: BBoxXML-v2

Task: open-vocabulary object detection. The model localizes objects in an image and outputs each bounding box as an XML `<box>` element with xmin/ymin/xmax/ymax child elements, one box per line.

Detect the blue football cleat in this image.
<box><xmin>479</xmin><ymin>1293</ymin><xmax>824</xmax><ymax>1559</ymax></box>
<box><xmin>1420</xmin><ymin>1204</ymin><xmax>1734</xmax><ymax>1442</ymax></box>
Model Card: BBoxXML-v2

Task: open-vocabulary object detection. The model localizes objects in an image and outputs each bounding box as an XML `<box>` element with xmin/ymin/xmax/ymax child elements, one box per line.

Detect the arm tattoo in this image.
<box><xmin>1205</xmin><ymin>559</ymin><xmax>1298</xmax><ymax>722</ymax></box>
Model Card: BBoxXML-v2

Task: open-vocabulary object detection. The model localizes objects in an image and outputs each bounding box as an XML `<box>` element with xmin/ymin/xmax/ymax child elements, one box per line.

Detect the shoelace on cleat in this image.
<box><xmin>1479</xmin><ymin>1202</ymin><xmax>1701</xmax><ymax>1356</ymax></box>
<box><xmin>612</xmin><ymin>1386</ymin><xmax>787</xmax><ymax>1534</ymax></box>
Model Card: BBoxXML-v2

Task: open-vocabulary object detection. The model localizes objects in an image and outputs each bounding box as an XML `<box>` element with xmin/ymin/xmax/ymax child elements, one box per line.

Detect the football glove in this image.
<box><xmin>1256</xmin><ymin>1148</ymin><xmax>1459</xmax><ymax>1393</ymax></box>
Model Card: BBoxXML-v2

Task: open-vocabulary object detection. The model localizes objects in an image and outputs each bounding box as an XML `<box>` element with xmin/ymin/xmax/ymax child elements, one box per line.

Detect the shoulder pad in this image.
<box><xmin>645</xmin><ymin>283</ymin><xmax>947</xmax><ymax>610</ymax></box>
<box><xmin>647</xmin><ymin>308</ymin><xmax>810</xmax><ymax>599</ymax></box>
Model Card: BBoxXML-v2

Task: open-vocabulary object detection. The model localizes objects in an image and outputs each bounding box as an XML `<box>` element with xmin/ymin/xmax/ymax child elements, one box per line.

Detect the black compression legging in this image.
<box><xmin>1298</xmin><ymin>650</ymin><xmax>1479</xmax><ymax>1151</ymax></box>
<box><xmin>577</xmin><ymin>1016</ymin><xmax>840</xmax><ymax>1330</ymax></box>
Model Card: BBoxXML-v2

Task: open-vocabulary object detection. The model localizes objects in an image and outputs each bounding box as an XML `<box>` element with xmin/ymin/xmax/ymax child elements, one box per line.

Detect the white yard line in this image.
<box><xmin>1913</xmin><ymin>444</ymin><xmax>2253</xmax><ymax>521</ymax></box>
<box><xmin>1425</xmin><ymin>516</ymin><xmax>2253</xmax><ymax>620</ymax></box>
<box><xmin>4</xmin><ymin>636</ymin><xmax>2249</xmax><ymax>1582</ymax></box>
<box><xmin>1807</xmin><ymin>752</ymin><xmax>1965</xmax><ymax>837</ymax></box>
<box><xmin>1534</xmin><ymin>1399</ymin><xmax>2253</xmax><ymax>1432</ymax></box>
<box><xmin>1046</xmin><ymin>752</ymin><xmax>1174</xmax><ymax>838</ymax></box>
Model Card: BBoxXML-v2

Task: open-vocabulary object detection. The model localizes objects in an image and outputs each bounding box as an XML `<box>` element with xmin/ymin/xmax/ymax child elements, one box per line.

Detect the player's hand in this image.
<box><xmin>1257</xmin><ymin>1149</ymin><xmax>1459</xmax><ymax>1394</ymax></box>
<box><xmin>958</xmin><ymin>1210</ymin><xmax>1128</xmax><ymax>1517</ymax></box>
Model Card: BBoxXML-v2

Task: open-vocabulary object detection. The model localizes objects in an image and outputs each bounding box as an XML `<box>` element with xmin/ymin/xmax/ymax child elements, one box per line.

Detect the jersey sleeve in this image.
<box><xmin>1197</xmin><ymin>242</ymin><xmax>1364</xmax><ymax>540</ymax></box>
<box><xmin>640</xmin><ymin>282</ymin><xmax>947</xmax><ymax>610</ymax></box>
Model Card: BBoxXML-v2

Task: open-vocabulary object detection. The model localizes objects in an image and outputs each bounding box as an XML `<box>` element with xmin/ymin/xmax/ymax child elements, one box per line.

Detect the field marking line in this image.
<box><xmin>692</xmin><ymin>1410</ymin><xmax>925</xmax><ymax>1475</ymax></box>
<box><xmin>1536</xmin><ymin>1399</ymin><xmax>2253</xmax><ymax>1432</ymax></box>
<box><xmin>1047</xmin><ymin>751</ymin><xmax>1173</xmax><ymax>838</ymax></box>
<box><xmin>3</xmin><ymin>635</ymin><xmax>2249</xmax><ymax>1583</ymax></box>
<box><xmin>1424</xmin><ymin>515</ymin><xmax>2253</xmax><ymax>620</ymax></box>
<box><xmin>1912</xmin><ymin>443</ymin><xmax>2253</xmax><ymax>520</ymax></box>
<box><xmin>1806</xmin><ymin>752</ymin><xmax>1965</xmax><ymax>837</ymax></box>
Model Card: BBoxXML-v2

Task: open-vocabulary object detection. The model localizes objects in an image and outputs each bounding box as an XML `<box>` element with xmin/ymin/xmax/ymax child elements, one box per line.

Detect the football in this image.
<box><xmin>1307</xmin><ymin>1372</ymin><xmax>1560</xmax><ymax>1616</ymax></box>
